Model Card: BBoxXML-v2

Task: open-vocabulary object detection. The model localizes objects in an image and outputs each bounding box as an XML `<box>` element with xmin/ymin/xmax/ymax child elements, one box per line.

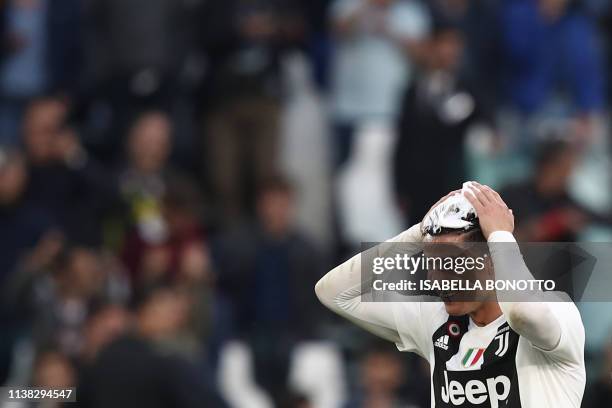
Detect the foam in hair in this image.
<box><xmin>421</xmin><ymin>182</ymin><xmax>479</xmax><ymax>235</ymax></box>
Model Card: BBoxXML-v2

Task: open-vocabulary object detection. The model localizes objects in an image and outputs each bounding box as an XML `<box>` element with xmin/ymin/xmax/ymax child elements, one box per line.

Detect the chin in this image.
<box><xmin>444</xmin><ymin>300</ymin><xmax>470</xmax><ymax>316</ymax></box>
<box><xmin>443</xmin><ymin>301</ymin><xmax>467</xmax><ymax>316</ymax></box>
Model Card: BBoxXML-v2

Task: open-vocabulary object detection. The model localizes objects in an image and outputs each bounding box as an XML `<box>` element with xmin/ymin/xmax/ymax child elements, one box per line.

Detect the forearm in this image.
<box><xmin>488</xmin><ymin>231</ymin><xmax>562</xmax><ymax>350</ymax></box>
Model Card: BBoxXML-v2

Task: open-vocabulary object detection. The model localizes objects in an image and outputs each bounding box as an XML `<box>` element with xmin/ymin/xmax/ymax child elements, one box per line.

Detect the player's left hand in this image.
<box><xmin>464</xmin><ymin>182</ymin><xmax>514</xmax><ymax>239</ymax></box>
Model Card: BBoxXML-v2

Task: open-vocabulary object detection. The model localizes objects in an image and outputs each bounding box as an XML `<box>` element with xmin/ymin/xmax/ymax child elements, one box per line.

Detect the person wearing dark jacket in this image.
<box><xmin>198</xmin><ymin>0</ymin><xmax>306</xmax><ymax>225</ymax></box>
<box><xmin>21</xmin><ymin>97</ymin><xmax>119</xmax><ymax>246</ymax></box>
<box><xmin>0</xmin><ymin>0</ymin><xmax>82</xmax><ymax>145</ymax></box>
<box><xmin>76</xmin><ymin>285</ymin><xmax>218</xmax><ymax>408</ymax></box>
<box><xmin>213</xmin><ymin>176</ymin><xmax>326</xmax><ymax>405</ymax></box>
<box><xmin>393</xmin><ymin>22</ymin><xmax>493</xmax><ymax>226</ymax></box>
<box><xmin>500</xmin><ymin>139</ymin><xmax>612</xmax><ymax>242</ymax></box>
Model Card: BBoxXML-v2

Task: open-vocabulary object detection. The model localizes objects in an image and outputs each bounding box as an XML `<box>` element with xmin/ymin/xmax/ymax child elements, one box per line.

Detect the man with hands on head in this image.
<box><xmin>316</xmin><ymin>182</ymin><xmax>585</xmax><ymax>407</ymax></box>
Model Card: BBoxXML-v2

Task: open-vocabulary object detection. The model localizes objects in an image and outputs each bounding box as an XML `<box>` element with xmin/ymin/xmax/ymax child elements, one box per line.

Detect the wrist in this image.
<box><xmin>487</xmin><ymin>230</ymin><xmax>516</xmax><ymax>243</ymax></box>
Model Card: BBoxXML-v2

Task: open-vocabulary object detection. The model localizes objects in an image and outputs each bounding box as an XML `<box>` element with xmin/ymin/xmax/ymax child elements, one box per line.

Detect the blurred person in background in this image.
<box><xmin>393</xmin><ymin>21</ymin><xmax>493</xmax><ymax>226</ymax></box>
<box><xmin>21</xmin><ymin>97</ymin><xmax>117</xmax><ymax>246</ymax></box>
<box><xmin>83</xmin><ymin>0</ymin><xmax>195</xmax><ymax>154</ymax></box>
<box><xmin>120</xmin><ymin>172</ymin><xmax>206</xmax><ymax>287</ymax></box>
<box><xmin>428</xmin><ymin>0</ymin><xmax>502</xmax><ymax>107</ymax></box>
<box><xmin>0</xmin><ymin>348</ymin><xmax>77</xmax><ymax>408</ymax></box>
<box><xmin>0</xmin><ymin>0</ymin><xmax>82</xmax><ymax>145</ymax></box>
<box><xmin>0</xmin><ymin>195</ymin><xmax>58</xmax><ymax>385</ymax></box>
<box><xmin>345</xmin><ymin>344</ymin><xmax>424</xmax><ymax>408</ymax></box>
<box><xmin>5</xmin><ymin>245</ymin><xmax>126</xmax><ymax>358</ymax></box>
<box><xmin>582</xmin><ymin>339</ymin><xmax>612</xmax><ymax>408</ymax></box>
<box><xmin>499</xmin><ymin>0</ymin><xmax>605</xmax><ymax>146</ymax></box>
<box><xmin>0</xmin><ymin>148</ymin><xmax>54</xmax><ymax>279</ymax></box>
<box><xmin>299</xmin><ymin>0</ymin><xmax>334</xmax><ymax>89</ymax></box>
<box><xmin>27</xmin><ymin>349</ymin><xmax>76</xmax><ymax>408</ymax></box>
<box><xmin>329</xmin><ymin>0</ymin><xmax>430</xmax><ymax>167</ymax></box>
<box><xmin>78</xmin><ymin>302</ymin><xmax>129</xmax><ymax>364</ymax></box>
<box><xmin>214</xmin><ymin>175</ymin><xmax>325</xmax><ymax>405</ymax></box>
<box><xmin>113</xmin><ymin>111</ymin><xmax>176</xmax><ymax>251</ymax></box>
<box><xmin>501</xmin><ymin>139</ymin><xmax>611</xmax><ymax>242</ymax></box>
<box><xmin>76</xmin><ymin>284</ymin><xmax>212</xmax><ymax>408</ymax></box>
<box><xmin>198</xmin><ymin>0</ymin><xmax>306</xmax><ymax>226</ymax></box>
<box><xmin>172</xmin><ymin>239</ymin><xmax>231</xmax><ymax>383</ymax></box>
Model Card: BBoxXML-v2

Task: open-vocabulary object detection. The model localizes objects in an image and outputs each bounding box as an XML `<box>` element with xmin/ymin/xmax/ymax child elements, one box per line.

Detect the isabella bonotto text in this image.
<box><xmin>372</xmin><ymin>279</ymin><xmax>556</xmax><ymax>292</ymax></box>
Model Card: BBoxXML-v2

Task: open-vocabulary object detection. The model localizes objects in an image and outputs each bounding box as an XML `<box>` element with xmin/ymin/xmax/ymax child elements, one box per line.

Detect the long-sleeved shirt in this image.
<box><xmin>316</xmin><ymin>225</ymin><xmax>585</xmax><ymax>407</ymax></box>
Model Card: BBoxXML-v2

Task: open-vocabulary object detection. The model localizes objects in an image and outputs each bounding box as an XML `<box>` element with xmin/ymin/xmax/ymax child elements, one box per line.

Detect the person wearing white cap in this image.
<box><xmin>315</xmin><ymin>181</ymin><xmax>585</xmax><ymax>407</ymax></box>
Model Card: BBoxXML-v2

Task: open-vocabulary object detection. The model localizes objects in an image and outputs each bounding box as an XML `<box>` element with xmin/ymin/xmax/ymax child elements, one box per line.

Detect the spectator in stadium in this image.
<box><xmin>79</xmin><ymin>302</ymin><xmax>130</xmax><ymax>364</ymax></box>
<box><xmin>198</xmin><ymin>0</ymin><xmax>306</xmax><ymax>226</ymax></box>
<box><xmin>0</xmin><ymin>147</ymin><xmax>57</xmax><ymax>382</ymax></box>
<box><xmin>120</xmin><ymin>172</ymin><xmax>206</xmax><ymax>287</ymax></box>
<box><xmin>329</xmin><ymin>0</ymin><xmax>430</xmax><ymax>167</ymax></box>
<box><xmin>0</xmin><ymin>216</ymin><xmax>60</xmax><ymax>384</ymax></box>
<box><xmin>31</xmin><ymin>348</ymin><xmax>76</xmax><ymax>407</ymax></box>
<box><xmin>77</xmin><ymin>284</ymin><xmax>211</xmax><ymax>408</ymax></box>
<box><xmin>393</xmin><ymin>21</ymin><xmax>493</xmax><ymax>226</ymax></box>
<box><xmin>85</xmin><ymin>0</ymin><xmax>188</xmax><ymax>92</ymax></box>
<box><xmin>114</xmin><ymin>111</ymin><xmax>175</xmax><ymax>250</ymax></box>
<box><xmin>345</xmin><ymin>345</ymin><xmax>424</xmax><ymax>408</ymax></box>
<box><xmin>0</xmin><ymin>148</ymin><xmax>55</xmax><ymax>278</ymax></box>
<box><xmin>500</xmin><ymin>139</ymin><xmax>611</xmax><ymax>242</ymax></box>
<box><xmin>582</xmin><ymin>339</ymin><xmax>612</xmax><ymax>408</ymax></box>
<box><xmin>499</xmin><ymin>0</ymin><xmax>604</xmax><ymax>137</ymax></box>
<box><xmin>21</xmin><ymin>97</ymin><xmax>118</xmax><ymax>245</ymax></box>
<box><xmin>0</xmin><ymin>0</ymin><xmax>82</xmax><ymax>145</ymax></box>
<box><xmin>428</xmin><ymin>0</ymin><xmax>502</xmax><ymax>107</ymax></box>
<box><xmin>174</xmin><ymin>242</ymin><xmax>215</xmax><ymax>343</ymax></box>
<box><xmin>214</xmin><ymin>176</ymin><xmax>325</xmax><ymax>405</ymax></box>
<box><xmin>83</xmin><ymin>0</ymin><xmax>197</xmax><ymax>153</ymax></box>
<box><xmin>7</xmin><ymin>245</ymin><xmax>124</xmax><ymax>357</ymax></box>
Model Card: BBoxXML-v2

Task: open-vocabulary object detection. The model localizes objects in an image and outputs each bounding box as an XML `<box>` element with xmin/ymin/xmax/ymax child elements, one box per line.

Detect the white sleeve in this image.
<box><xmin>530</xmin><ymin>302</ymin><xmax>585</xmax><ymax>365</ymax></box>
<box><xmin>315</xmin><ymin>224</ymin><xmax>426</xmax><ymax>350</ymax></box>
<box><xmin>488</xmin><ymin>231</ymin><xmax>566</xmax><ymax>353</ymax></box>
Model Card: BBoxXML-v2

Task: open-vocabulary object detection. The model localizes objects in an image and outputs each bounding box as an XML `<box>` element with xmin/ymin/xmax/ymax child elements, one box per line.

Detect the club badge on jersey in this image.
<box><xmin>432</xmin><ymin>316</ymin><xmax>522</xmax><ymax>407</ymax></box>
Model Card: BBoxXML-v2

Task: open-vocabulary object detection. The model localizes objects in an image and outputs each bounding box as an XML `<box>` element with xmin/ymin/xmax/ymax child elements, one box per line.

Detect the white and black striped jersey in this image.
<box><xmin>393</xmin><ymin>301</ymin><xmax>585</xmax><ymax>407</ymax></box>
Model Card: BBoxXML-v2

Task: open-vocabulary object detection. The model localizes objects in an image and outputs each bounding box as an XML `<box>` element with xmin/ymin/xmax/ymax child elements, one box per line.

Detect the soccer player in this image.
<box><xmin>315</xmin><ymin>181</ymin><xmax>585</xmax><ymax>407</ymax></box>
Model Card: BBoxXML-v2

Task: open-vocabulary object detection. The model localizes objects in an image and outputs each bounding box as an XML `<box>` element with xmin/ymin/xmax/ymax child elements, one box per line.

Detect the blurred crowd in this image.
<box><xmin>0</xmin><ymin>0</ymin><xmax>612</xmax><ymax>407</ymax></box>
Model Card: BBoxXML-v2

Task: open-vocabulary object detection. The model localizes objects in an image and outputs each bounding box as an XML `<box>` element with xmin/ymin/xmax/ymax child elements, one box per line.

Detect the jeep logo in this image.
<box><xmin>441</xmin><ymin>371</ymin><xmax>511</xmax><ymax>407</ymax></box>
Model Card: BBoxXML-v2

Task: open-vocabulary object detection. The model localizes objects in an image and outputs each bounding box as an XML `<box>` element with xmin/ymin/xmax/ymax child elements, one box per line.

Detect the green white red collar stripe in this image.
<box><xmin>462</xmin><ymin>347</ymin><xmax>485</xmax><ymax>367</ymax></box>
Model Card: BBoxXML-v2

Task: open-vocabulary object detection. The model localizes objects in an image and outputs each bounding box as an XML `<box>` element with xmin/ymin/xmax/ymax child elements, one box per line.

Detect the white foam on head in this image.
<box><xmin>421</xmin><ymin>182</ymin><xmax>479</xmax><ymax>235</ymax></box>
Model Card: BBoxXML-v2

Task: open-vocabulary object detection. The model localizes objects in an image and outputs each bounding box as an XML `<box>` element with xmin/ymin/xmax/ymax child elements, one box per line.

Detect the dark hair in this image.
<box><xmin>534</xmin><ymin>140</ymin><xmax>573</xmax><ymax>170</ymax></box>
<box><xmin>364</xmin><ymin>339</ymin><xmax>401</xmax><ymax>356</ymax></box>
<box><xmin>458</xmin><ymin>228</ymin><xmax>487</xmax><ymax>243</ymax></box>
<box><xmin>430</xmin><ymin>10</ymin><xmax>464</xmax><ymax>38</ymax></box>
<box><xmin>257</xmin><ymin>174</ymin><xmax>294</xmax><ymax>197</ymax></box>
<box><xmin>429</xmin><ymin>228</ymin><xmax>487</xmax><ymax>243</ymax></box>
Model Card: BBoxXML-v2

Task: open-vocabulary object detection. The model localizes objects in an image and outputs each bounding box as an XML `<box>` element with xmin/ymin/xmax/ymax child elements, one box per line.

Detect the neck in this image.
<box><xmin>469</xmin><ymin>302</ymin><xmax>502</xmax><ymax>326</ymax></box>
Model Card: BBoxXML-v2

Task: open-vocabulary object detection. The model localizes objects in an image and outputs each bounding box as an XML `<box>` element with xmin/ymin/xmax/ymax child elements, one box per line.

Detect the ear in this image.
<box><xmin>486</xmin><ymin>254</ymin><xmax>494</xmax><ymax>278</ymax></box>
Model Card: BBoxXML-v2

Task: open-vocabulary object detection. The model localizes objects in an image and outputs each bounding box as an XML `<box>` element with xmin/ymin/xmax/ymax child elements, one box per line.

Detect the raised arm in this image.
<box><xmin>487</xmin><ymin>231</ymin><xmax>562</xmax><ymax>350</ymax></box>
<box><xmin>465</xmin><ymin>182</ymin><xmax>562</xmax><ymax>351</ymax></box>
<box><xmin>315</xmin><ymin>224</ymin><xmax>423</xmax><ymax>343</ymax></box>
